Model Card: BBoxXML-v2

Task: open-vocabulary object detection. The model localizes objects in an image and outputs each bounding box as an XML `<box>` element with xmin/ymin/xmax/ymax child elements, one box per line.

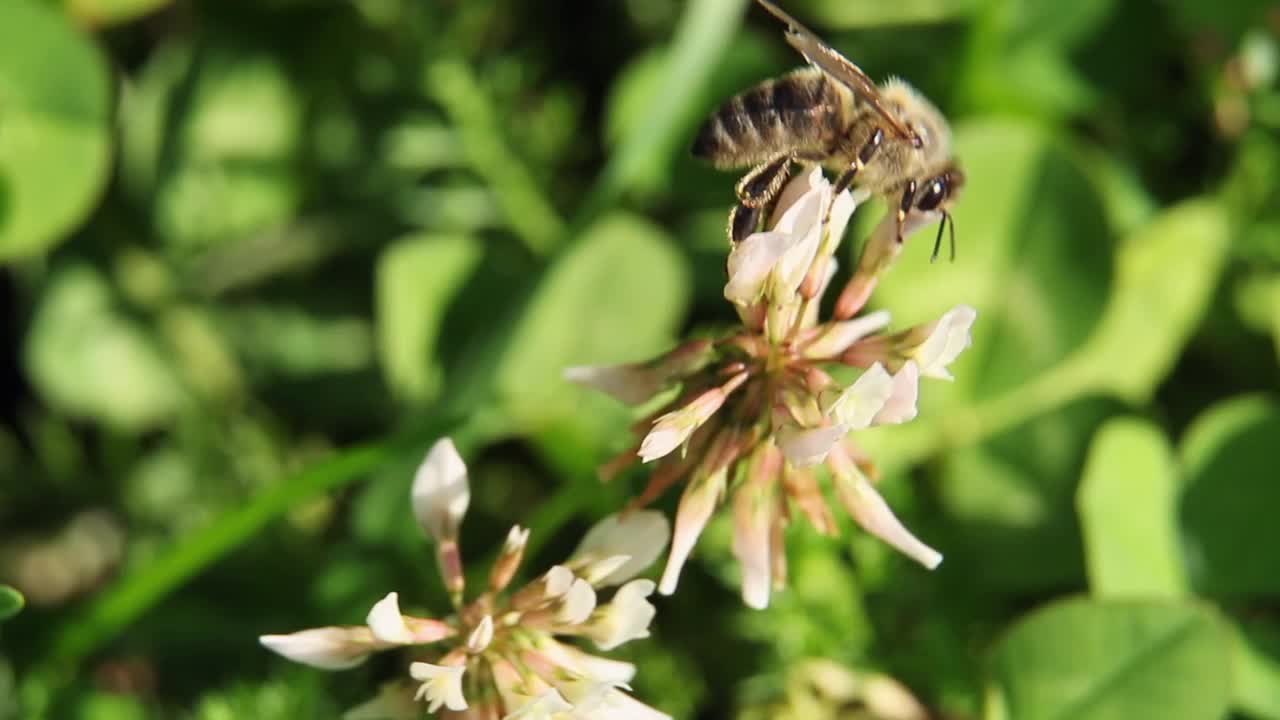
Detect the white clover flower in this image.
<box><xmin>829</xmin><ymin>445</ymin><xmax>941</xmax><ymax>570</ymax></box>
<box><xmin>556</xmin><ymin>578</ymin><xmax>598</xmax><ymax>625</ymax></box>
<box><xmin>570</xmin><ymin>510</ymin><xmax>670</xmax><ymax>586</ymax></box>
<box><xmin>659</xmin><ymin>468</ymin><xmax>726</xmax><ymax>596</ymax></box>
<box><xmin>409</xmin><ymin>662</ymin><xmax>468</xmax><ymax>712</ymax></box>
<box><xmin>412</xmin><ymin>437</ymin><xmax>470</xmax><ymax>543</ymax></box>
<box><xmin>638</xmin><ymin>372</ymin><xmax>747</xmax><ymax>462</ymax></box>
<box><xmin>584</xmin><ymin>579</ymin><xmax>658</xmax><ymax>650</ymax></box>
<box><xmin>258</xmin><ymin>627</ymin><xmax>376</xmax><ymax>670</ymax></box>
<box><xmin>909</xmin><ymin>305</ymin><xmax>977</xmax><ymax>380</ymax></box>
<box><xmin>366</xmin><ymin>592</ymin><xmax>413</xmax><ymax>644</ymax></box>
<box><xmin>776</xmin><ymin>423</ymin><xmax>848</xmax><ymax>467</ymax></box>
<box><xmin>504</xmin><ymin>688</ymin><xmax>574</xmax><ymax>720</ymax></box>
<box><xmin>570</xmin><ymin>163</ymin><xmax>968</xmax><ymax>609</ymax></box>
<box><xmin>261</xmin><ymin>437</ymin><xmax>670</xmax><ymax>719</ymax></box>
<box><xmin>828</xmin><ymin>363</ymin><xmax>894</xmax><ymax>429</ymax></box>
<box><xmin>802</xmin><ymin>309</ymin><xmax>892</xmax><ymax>359</ymax></box>
<box><xmin>467</xmin><ymin>614</ymin><xmax>494</xmax><ymax>654</ymax></box>
<box><xmin>563</xmin><ymin>363</ymin><xmax>663</xmax><ymax>405</ymax></box>
<box><xmin>873</xmin><ymin>360</ymin><xmax>920</xmax><ymax>425</ymax></box>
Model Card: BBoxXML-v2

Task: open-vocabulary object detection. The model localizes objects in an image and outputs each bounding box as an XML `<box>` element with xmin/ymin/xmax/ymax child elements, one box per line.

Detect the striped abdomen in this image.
<box><xmin>691</xmin><ymin>68</ymin><xmax>847</xmax><ymax>169</ymax></box>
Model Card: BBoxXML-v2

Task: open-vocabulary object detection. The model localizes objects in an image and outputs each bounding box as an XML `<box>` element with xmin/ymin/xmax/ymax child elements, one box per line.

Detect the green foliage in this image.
<box><xmin>1</xmin><ymin>0</ymin><xmax>1277</xmax><ymax>717</ymax></box>
<box><xmin>988</xmin><ymin>598</ymin><xmax>1232</xmax><ymax>720</ymax></box>
<box><xmin>0</xmin><ymin>586</ymin><xmax>22</xmax><ymax>621</ymax></box>
<box><xmin>1077</xmin><ymin>418</ymin><xmax>1187</xmax><ymax>598</ymax></box>
<box><xmin>0</xmin><ymin>0</ymin><xmax>111</xmax><ymax>259</ymax></box>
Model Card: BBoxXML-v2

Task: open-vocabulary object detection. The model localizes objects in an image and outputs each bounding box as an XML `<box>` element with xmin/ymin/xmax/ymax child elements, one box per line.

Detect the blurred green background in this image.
<box><xmin>1</xmin><ymin>0</ymin><xmax>1279</xmax><ymax>717</ymax></box>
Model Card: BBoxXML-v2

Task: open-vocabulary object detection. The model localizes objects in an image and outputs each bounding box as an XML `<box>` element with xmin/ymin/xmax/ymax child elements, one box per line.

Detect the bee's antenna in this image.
<box><xmin>930</xmin><ymin>212</ymin><xmax>946</xmax><ymax>263</ymax></box>
<box><xmin>948</xmin><ymin>212</ymin><xmax>957</xmax><ymax>262</ymax></box>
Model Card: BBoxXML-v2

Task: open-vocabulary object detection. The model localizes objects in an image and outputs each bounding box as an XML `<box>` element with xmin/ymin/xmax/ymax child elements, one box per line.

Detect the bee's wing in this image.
<box><xmin>754</xmin><ymin>0</ymin><xmax>922</xmax><ymax>147</ymax></box>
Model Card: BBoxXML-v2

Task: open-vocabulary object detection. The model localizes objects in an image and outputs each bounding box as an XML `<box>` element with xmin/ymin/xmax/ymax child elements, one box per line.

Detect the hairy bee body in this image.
<box><xmin>692</xmin><ymin>69</ymin><xmax>847</xmax><ymax>169</ymax></box>
<box><xmin>696</xmin><ymin>0</ymin><xmax>964</xmax><ymax>252</ymax></box>
<box><xmin>692</xmin><ymin>69</ymin><xmax>953</xmax><ymax>200</ymax></box>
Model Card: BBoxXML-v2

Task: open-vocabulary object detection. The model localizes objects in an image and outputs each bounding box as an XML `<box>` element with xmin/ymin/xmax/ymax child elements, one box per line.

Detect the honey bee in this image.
<box><xmin>692</xmin><ymin>0</ymin><xmax>963</xmax><ymax>259</ymax></box>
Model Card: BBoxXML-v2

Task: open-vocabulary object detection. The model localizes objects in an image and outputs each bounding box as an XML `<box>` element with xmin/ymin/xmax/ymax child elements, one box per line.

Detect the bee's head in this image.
<box><xmin>914</xmin><ymin>163</ymin><xmax>964</xmax><ymax>263</ymax></box>
<box><xmin>915</xmin><ymin>164</ymin><xmax>964</xmax><ymax>213</ymax></box>
<box><xmin>880</xmin><ymin>77</ymin><xmax>951</xmax><ymax>161</ymax></box>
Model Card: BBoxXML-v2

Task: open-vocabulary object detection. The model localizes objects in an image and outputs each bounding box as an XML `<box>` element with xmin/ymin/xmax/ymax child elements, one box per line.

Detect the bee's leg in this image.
<box><xmin>728</xmin><ymin>203</ymin><xmax>764</xmax><ymax>244</ymax></box>
<box><xmin>735</xmin><ymin>154</ymin><xmax>794</xmax><ymax>207</ymax></box>
<box><xmin>728</xmin><ymin>154</ymin><xmax>794</xmax><ymax>243</ymax></box>
<box><xmin>831</xmin><ymin>127</ymin><xmax>884</xmax><ymax>197</ymax></box>
<box><xmin>895</xmin><ymin>179</ymin><xmax>918</xmax><ymax>245</ymax></box>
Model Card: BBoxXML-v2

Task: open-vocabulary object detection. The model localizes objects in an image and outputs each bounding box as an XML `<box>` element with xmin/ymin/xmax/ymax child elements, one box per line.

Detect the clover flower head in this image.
<box><xmin>260</xmin><ymin>438</ymin><xmax>672</xmax><ymax>719</ymax></box>
<box><xmin>570</xmin><ymin>168</ymin><xmax>977</xmax><ymax>609</ymax></box>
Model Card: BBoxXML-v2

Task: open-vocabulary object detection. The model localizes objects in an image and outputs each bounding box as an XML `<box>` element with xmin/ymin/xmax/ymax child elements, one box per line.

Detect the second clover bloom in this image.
<box><xmin>567</xmin><ymin>168</ymin><xmax>978</xmax><ymax>609</ymax></box>
<box><xmin>260</xmin><ymin>438</ymin><xmax>672</xmax><ymax>720</ymax></box>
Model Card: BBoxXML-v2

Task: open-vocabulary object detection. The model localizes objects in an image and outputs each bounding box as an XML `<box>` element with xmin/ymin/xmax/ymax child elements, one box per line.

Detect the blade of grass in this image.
<box><xmin>574</xmin><ymin>0</ymin><xmax>750</xmax><ymax>229</ymax></box>
<box><xmin>426</xmin><ymin>59</ymin><xmax>565</xmax><ymax>256</ymax></box>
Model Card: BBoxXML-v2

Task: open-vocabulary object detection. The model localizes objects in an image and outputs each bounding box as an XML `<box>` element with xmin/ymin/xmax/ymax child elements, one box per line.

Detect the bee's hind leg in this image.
<box><xmin>728</xmin><ymin>153</ymin><xmax>794</xmax><ymax>243</ymax></box>
<box><xmin>728</xmin><ymin>203</ymin><xmax>765</xmax><ymax>244</ymax></box>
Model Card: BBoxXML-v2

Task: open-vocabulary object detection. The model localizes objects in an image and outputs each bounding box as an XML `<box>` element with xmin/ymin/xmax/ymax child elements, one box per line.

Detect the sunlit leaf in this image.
<box><xmin>24</xmin><ymin>264</ymin><xmax>185</xmax><ymax>431</ymax></box>
<box><xmin>375</xmin><ymin>234</ymin><xmax>483</xmax><ymax>403</ymax></box>
<box><xmin>152</xmin><ymin>48</ymin><xmax>303</xmax><ymax>252</ymax></box>
<box><xmin>1077</xmin><ymin>418</ymin><xmax>1187</xmax><ymax>598</ymax></box>
<box><xmin>988</xmin><ymin>598</ymin><xmax>1232</xmax><ymax>720</ymax></box>
<box><xmin>495</xmin><ymin>213</ymin><xmax>690</xmax><ymax>428</ymax></box>
<box><xmin>1179</xmin><ymin>394</ymin><xmax>1280</xmax><ymax>596</ymax></box>
<box><xmin>1233</xmin><ymin>619</ymin><xmax>1280</xmax><ymax>720</ymax></box>
<box><xmin>1075</xmin><ymin>200</ymin><xmax>1229</xmax><ymax>402</ymax></box>
<box><xmin>0</xmin><ymin>0</ymin><xmax>111</xmax><ymax>259</ymax></box>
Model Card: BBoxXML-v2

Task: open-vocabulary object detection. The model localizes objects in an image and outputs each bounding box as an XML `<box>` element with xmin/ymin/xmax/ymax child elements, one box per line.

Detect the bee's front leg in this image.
<box><xmin>831</xmin><ymin>127</ymin><xmax>883</xmax><ymax>197</ymax></box>
<box><xmin>895</xmin><ymin>178</ymin><xmax>918</xmax><ymax>246</ymax></box>
<box><xmin>728</xmin><ymin>153</ymin><xmax>794</xmax><ymax>243</ymax></box>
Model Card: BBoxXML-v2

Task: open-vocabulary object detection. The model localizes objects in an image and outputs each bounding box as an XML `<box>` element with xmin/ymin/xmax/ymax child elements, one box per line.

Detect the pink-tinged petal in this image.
<box><xmin>828</xmin><ymin>363</ymin><xmax>893</xmax><ymax>429</ymax></box>
<box><xmin>366</xmin><ymin>592</ymin><xmax>414</xmax><ymax>644</ymax></box>
<box><xmin>563</xmin><ymin>364</ymin><xmax>662</xmax><ymax>405</ymax></box>
<box><xmin>659</xmin><ymin>468</ymin><xmax>727</xmax><ymax>595</ymax></box>
<box><xmin>873</xmin><ymin>361</ymin><xmax>919</xmax><ymax>425</ymax></box>
<box><xmin>410</xmin><ymin>662</ymin><xmax>468</xmax><ymax>712</ymax></box>
<box><xmin>803</xmin><ymin>310</ymin><xmax>892</xmax><ymax>359</ymax></box>
<box><xmin>829</xmin><ymin>448</ymin><xmax>941</xmax><ymax>569</ymax></box>
<box><xmin>412</xmin><ymin>438</ymin><xmax>470</xmax><ymax>542</ymax></box>
<box><xmin>733</xmin><ymin>445</ymin><xmax>782</xmax><ymax>609</ymax></box>
<box><xmin>776</xmin><ymin>424</ymin><xmax>847</xmax><ymax>467</ymax></box>
<box><xmin>638</xmin><ymin>373</ymin><xmax>746</xmax><ymax>463</ymax></box>
<box><xmin>259</xmin><ymin>626</ymin><xmax>374</xmax><ymax>670</ymax></box>
<box><xmin>912</xmin><ymin>305</ymin><xmax>977</xmax><ymax>380</ymax></box>
<box><xmin>489</xmin><ymin>525</ymin><xmax>530</xmax><ymax>592</ymax></box>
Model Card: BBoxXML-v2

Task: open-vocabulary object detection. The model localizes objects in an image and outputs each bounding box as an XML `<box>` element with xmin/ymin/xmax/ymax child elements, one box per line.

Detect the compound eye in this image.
<box><xmin>915</xmin><ymin>177</ymin><xmax>947</xmax><ymax>211</ymax></box>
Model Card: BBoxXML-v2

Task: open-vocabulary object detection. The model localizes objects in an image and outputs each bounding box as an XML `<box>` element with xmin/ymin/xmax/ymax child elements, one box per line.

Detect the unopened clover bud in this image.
<box><xmin>259</xmin><ymin>626</ymin><xmax>376</xmax><ymax>670</ymax></box>
<box><xmin>412</xmin><ymin>438</ymin><xmax>470</xmax><ymax>544</ymax></box>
